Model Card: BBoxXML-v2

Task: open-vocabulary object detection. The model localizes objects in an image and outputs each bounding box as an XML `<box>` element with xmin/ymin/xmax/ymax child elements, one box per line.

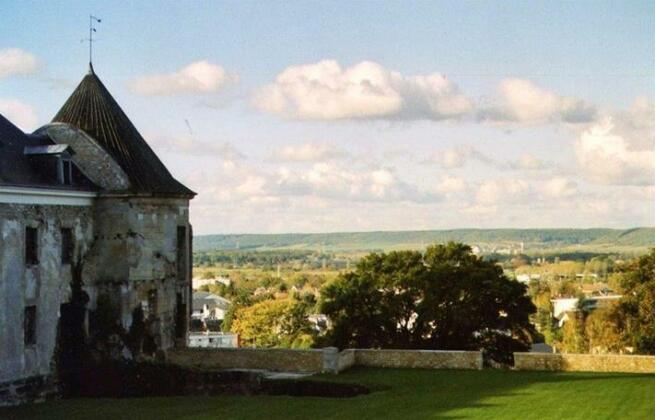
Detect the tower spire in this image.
<box><xmin>88</xmin><ymin>15</ymin><xmax>101</xmax><ymax>70</ymax></box>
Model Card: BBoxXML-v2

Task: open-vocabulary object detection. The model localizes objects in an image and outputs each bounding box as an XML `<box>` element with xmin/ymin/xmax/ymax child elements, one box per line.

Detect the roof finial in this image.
<box><xmin>87</xmin><ymin>15</ymin><xmax>102</xmax><ymax>70</ymax></box>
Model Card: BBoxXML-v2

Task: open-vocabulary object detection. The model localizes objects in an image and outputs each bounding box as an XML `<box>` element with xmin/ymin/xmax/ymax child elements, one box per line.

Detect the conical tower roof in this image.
<box><xmin>53</xmin><ymin>66</ymin><xmax>195</xmax><ymax>197</ymax></box>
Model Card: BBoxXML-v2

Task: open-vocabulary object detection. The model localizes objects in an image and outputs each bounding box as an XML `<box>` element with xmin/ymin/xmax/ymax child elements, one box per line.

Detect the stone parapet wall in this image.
<box><xmin>353</xmin><ymin>349</ymin><xmax>483</xmax><ymax>370</ymax></box>
<box><xmin>167</xmin><ymin>348</ymin><xmax>324</xmax><ymax>373</ymax></box>
<box><xmin>337</xmin><ymin>349</ymin><xmax>356</xmax><ymax>372</ymax></box>
<box><xmin>514</xmin><ymin>352</ymin><xmax>655</xmax><ymax>373</ymax></box>
<box><xmin>168</xmin><ymin>348</ymin><xmax>483</xmax><ymax>374</ymax></box>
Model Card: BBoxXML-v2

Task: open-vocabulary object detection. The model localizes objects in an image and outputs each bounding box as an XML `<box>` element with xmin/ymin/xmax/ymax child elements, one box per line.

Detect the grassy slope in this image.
<box><xmin>5</xmin><ymin>368</ymin><xmax>655</xmax><ymax>420</ymax></box>
<box><xmin>195</xmin><ymin>228</ymin><xmax>655</xmax><ymax>252</ymax></box>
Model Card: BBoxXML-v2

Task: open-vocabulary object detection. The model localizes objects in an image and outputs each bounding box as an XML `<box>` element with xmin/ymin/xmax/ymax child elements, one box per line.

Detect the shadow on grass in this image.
<box><xmin>3</xmin><ymin>368</ymin><xmax>655</xmax><ymax>420</ymax></box>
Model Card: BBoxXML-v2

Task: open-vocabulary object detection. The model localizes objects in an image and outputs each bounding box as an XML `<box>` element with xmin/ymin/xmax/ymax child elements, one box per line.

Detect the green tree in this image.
<box><xmin>614</xmin><ymin>249</ymin><xmax>655</xmax><ymax>353</ymax></box>
<box><xmin>559</xmin><ymin>314</ymin><xmax>587</xmax><ymax>353</ymax></box>
<box><xmin>553</xmin><ymin>280</ymin><xmax>578</xmax><ymax>298</ymax></box>
<box><xmin>221</xmin><ymin>288</ymin><xmax>252</xmax><ymax>332</ymax></box>
<box><xmin>319</xmin><ymin>242</ymin><xmax>536</xmax><ymax>364</ymax></box>
<box><xmin>230</xmin><ymin>298</ymin><xmax>314</xmax><ymax>348</ymax></box>
<box><xmin>532</xmin><ymin>286</ymin><xmax>558</xmax><ymax>345</ymax></box>
<box><xmin>585</xmin><ymin>305</ymin><xmax>623</xmax><ymax>353</ymax></box>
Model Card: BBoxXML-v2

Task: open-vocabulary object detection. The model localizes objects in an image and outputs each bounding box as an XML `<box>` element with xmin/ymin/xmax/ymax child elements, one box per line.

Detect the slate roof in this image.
<box><xmin>53</xmin><ymin>66</ymin><xmax>195</xmax><ymax>197</ymax></box>
<box><xmin>0</xmin><ymin>114</ymin><xmax>95</xmax><ymax>190</ymax></box>
<box><xmin>24</xmin><ymin>144</ymin><xmax>71</xmax><ymax>155</ymax></box>
<box><xmin>192</xmin><ymin>292</ymin><xmax>231</xmax><ymax>311</ymax></box>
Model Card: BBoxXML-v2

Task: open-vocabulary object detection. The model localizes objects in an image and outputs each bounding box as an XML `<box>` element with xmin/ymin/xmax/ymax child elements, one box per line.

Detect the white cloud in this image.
<box><xmin>190</xmin><ymin>159</ymin><xmax>439</xmax><ymax>208</ymax></box>
<box><xmin>147</xmin><ymin>134</ymin><xmax>245</xmax><ymax>159</ymax></box>
<box><xmin>510</xmin><ymin>153</ymin><xmax>546</xmax><ymax>170</ymax></box>
<box><xmin>279</xmin><ymin>162</ymin><xmax>435</xmax><ymax>202</ymax></box>
<box><xmin>0</xmin><ymin>99</ymin><xmax>38</xmax><ymax>131</ymax></box>
<box><xmin>129</xmin><ymin>61</ymin><xmax>238</xmax><ymax>96</ymax></box>
<box><xmin>0</xmin><ymin>48</ymin><xmax>40</xmax><ymax>79</ymax></box>
<box><xmin>476</xmin><ymin>179</ymin><xmax>530</xmax><ymax>205</ymax></box>
<box><xmin>480</xmin><ymin>78</ymin><xmax>597</xmax><ymax>124</ymax></box>
<box><xmin>437</xmin><ymin>147</ymin><xmax>473</xmax><ymax>168</ymax></box>
<box><xmin>474</xmin><ymin>177</ymin><xmax>578</xmax><ymax>208</ymax></box>
<box><xmin>428</xmin><ymin>146</ymin><xmax>552</xmax><ymax>173</ymax></box>
<box><xmin>187</xmin><ymin>161</ymin><xmax>655</xmax><ymax>234</ymax></box>
<box><xmin>272</xmin><ymin>142</ymin><xmax>347</xmax><ymax>162</ymax></box>
<box><xmin>253</xmin><ymin>60</ymin><xmax>472</xmax><ymax>121</ymax></box>
<box><xmin>436</xmin><ymin>175</ymin><xmax>468</xmax><ymax>194</ymax></box>
<box><xmin>576</xmin><ymin>98</ymin><xmax>655</xmax><ymax>186</ymax></box>
<box><xmin>541</xmin><ymin>177</ymin><xmax>577</xmax><ymax>198</ymax></box>
<box><xmin>428</xmin><ymin>146</ymin><xmax>492</xmax><ymax>169</ymax></box>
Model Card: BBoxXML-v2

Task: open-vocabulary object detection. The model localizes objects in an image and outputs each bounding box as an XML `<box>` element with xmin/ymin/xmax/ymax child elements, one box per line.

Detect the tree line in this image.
<box><xmin>221</xmin><ymin>243</ymin><xmax>655</xmax><ymax>365</ymax></box>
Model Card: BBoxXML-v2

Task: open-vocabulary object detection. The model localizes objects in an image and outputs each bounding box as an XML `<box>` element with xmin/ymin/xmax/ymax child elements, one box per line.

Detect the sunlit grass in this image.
<box><xmin>4</xmin><ymin>368</ymin><xmax>655</xmax><ymax>419</ymax></box>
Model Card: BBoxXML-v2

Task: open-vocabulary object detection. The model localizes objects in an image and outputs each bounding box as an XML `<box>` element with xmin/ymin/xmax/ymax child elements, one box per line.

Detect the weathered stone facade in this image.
<box><xmin>0</xmin><ymin>67</ymin><xmax>195</xmax><ymax>405</ymax></box>
<box><xmin>86</xmin><ymin>197</ymin><xmax>191</xmax><ymax>350</ymax></box>
<box><xmin>514</xmin><ymin>352</ymin><xmax>655</xmax><ymax>373</ymax></box>
<box><xmin>0</xmin><ymin>196</ymin><xmax>192</xmax><ymax>405</ymax></box>
<box><xmin>0</xmin><ymin>203</ymin><xmax>94</xmax><ymax>404</ymax></box>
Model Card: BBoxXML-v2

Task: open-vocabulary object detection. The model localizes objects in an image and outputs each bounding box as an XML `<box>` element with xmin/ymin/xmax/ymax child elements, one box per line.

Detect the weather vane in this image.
<box><xmin>86</xmin><ymin>15</ymin><xmax>102</xmax><ymax>68</ymax></box>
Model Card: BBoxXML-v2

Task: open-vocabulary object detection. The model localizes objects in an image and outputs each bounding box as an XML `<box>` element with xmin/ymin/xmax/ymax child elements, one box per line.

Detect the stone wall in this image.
<box><xmin>0</xmin><ymin>203</ymin><xmax>93</xmax><ymax>396</ymax></box>
<box><xmin>88</xmin><ymin>196</ymin><xmax>191</xmax><ymax>350</ymax></box>
<box><xmin>1</xmin><ymin>194</ymin><xmax>192</xmax><ymax>405</ymax></box>
<box><xmin>167</xmin><ymin>348</ymin><xmax>325</xmax><ymax>373</ymax></box>
<box><xmin>0</xmin><ymin>375</ymin><xmax>57</xmax><ymax>407</ymax></box>
<box><xmin>353</xmin><ymin>349</ymin><xmax>483</xmax><ymax>370</ymax></box>
<box><xmin>514</xmin><ymin>352</ymin><xmax>655</xmax><ymax>373</ymax></box>
<box><xmin>168</xmin><ymin>348</ymin><xmax>483</xmax><ymax>374</ymax></box>
<box><xmin>337</xmin><ymin>349</ymin><xmax>356</xmax><ymax>372</ymax></box>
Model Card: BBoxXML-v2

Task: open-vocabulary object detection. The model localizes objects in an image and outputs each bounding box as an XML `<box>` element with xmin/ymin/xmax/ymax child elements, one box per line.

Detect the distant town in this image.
<box><xmin>190</xmin><ymin>229</ymin><xmax>648</xmax><ymax>354</ymax></box>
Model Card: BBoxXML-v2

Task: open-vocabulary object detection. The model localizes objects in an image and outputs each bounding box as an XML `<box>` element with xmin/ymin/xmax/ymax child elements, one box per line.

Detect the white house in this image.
<box><xmin>552</xmin><ymin>294</ymin><xmax>622</xmax><ymax>327</ymax></box>
<box><xmin>516</xmin><ymin>274</ymin><xmax>531</xmax><ymax>283</ymax></box>
<box><xmin>552</xmin><ymin>298</ymin><xmax>579</xmax><ymax>319</ymax></box>
<box><xmin>191</xmin><ymin>292</ymin><xmax>231</xmax><ymax>324</ymax></box>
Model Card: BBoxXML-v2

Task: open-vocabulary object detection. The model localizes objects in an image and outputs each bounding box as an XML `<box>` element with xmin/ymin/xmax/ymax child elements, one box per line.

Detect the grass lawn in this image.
<box><xmin>3</xmin><ymin>368</ymin><xmax>655</xmax><ymax>419</ymax></box>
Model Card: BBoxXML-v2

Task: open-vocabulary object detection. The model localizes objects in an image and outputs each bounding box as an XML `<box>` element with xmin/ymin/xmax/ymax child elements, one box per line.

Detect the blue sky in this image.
<box><xmin>2</xmin><ymin>1</ymin><xmax>655</xmax><ymax>234</ymax></box>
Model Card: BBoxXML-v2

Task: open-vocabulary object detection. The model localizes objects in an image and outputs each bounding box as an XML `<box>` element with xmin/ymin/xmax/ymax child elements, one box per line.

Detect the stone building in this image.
<box><xmin>0</xmin><ymin>65</ymin><xmax>195</xmax><ymax>404</ymax></box>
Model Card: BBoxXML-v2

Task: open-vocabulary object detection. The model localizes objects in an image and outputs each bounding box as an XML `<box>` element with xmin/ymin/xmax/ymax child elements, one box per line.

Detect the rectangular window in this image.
<box><xmin>24</xmin><ymin>306</ymin><xmax>36</xmax><ymax>346</ymax></box>
<box><xmin>175</xmin><ymin>292</ymin><xmax>187</xmax><ymax>339</ymax></box>
<box><xmin>63</xmin><ymin>160</ymin><xmax>72</xmax><ymax>185</ymax></box>
<box><xmin>61</xmin><ymin>228</ymin><xmax>73</xmax><ymax>264</ymax></box>
<box><xmin>25</xmin><ymin>227</ymin><xmax>38</xmax><ymax>266</ymax></box>
<box><xmin>177</xmin><ymin>226</ymin><xmax>187</xmax><ymax>281</ymax></box>
<box><xmin>58</xmin><ymin>158</ymin><xmax>73</xmax><ymax>185</ymax></box>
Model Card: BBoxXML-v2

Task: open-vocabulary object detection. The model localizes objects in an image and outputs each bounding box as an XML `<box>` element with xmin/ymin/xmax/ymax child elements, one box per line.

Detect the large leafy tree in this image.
<box><xmin>614</xmin><ymin>249</ymin><xmax>655</xmax><ymax>353</ymax></box>
<box><xmin>319</xmin><ymin>242</ymin><xmax>536</xmax><ymax>363</ymax></box>
<box><xmin>231</xmin><ymin>298</ymin><xmax>314</xmax><ymax>348</ymax></box>
<box><xmin>584</xmin><ymin>306</ymin><xmax>623</xmax><ymax>353</ymax></box>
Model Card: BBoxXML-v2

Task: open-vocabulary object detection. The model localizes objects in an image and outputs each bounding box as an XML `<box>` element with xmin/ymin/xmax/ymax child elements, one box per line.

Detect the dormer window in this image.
<box><xmin>24</xmin><ymin>143</ymin><xmax>75</xmax><ymax>186</ymax></box>
<box><xmin>59</xmin><ymin>157</ymin><xmax>73</xmax><ymax>185</ymax></box>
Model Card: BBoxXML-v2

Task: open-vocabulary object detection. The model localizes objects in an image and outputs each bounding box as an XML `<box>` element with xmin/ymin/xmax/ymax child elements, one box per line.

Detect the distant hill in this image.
<box><xmin>194</xmin><ymin>228</ymin><xmax>655</xmax><ymax>253</ymax></box>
